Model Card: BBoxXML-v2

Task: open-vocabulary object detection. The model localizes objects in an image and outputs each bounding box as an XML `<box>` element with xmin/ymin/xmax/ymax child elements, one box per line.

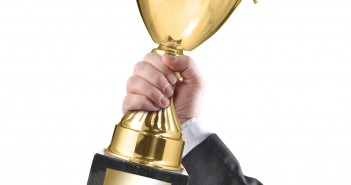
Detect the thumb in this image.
<box><xmin>162</xmin><ymin>54</ymin><xmax>202</xmax><ymax>81</ymax></box>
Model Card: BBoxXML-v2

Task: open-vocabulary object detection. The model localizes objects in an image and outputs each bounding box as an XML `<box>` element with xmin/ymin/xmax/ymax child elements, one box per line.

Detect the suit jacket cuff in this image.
<box><xmin>182</xmin><ymin>134</ymin><xmax>263</xmax><ymax>185</ymax></box>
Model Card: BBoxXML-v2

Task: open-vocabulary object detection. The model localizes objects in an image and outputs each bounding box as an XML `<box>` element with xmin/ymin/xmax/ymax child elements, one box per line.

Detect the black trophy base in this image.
<box><xmin>87</xmin><ymin>153</ymin><xmax>189</xmax><ymax>185</ymax></box>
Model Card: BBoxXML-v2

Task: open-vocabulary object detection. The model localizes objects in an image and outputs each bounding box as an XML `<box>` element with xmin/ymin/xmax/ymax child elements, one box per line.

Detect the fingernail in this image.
<box><xmin>164</xmin><ymin>85</ymin><xmax>174</xmax><ymax>97</ymax></box>
<box><xmin>160</xmin><ymin>96</ymin><xmax>170</xmax><ymax>107</ymax></box>
<box><xmin>166</xmin><ymin>73</ymin><xmax>177</xmax><ymax>85</ymax></box>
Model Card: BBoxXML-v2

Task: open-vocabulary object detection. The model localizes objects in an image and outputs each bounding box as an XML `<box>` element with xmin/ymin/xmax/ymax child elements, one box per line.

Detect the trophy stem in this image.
<box><xmin>152</xmin><ymin>36</ymin><xmax>184</xmax><ymax>56</ymax></box>
<box><xmin>106</xmin><ymin>96</ymin><xmax>184</xmax><ymax>171</ymax></box>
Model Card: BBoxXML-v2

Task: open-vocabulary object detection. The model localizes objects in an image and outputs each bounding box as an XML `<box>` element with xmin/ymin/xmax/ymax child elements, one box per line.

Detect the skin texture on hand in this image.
<box><xmin>122</xmin><ymin>52</ymin><xmax>204</xmax><ymax>124</ymax></box>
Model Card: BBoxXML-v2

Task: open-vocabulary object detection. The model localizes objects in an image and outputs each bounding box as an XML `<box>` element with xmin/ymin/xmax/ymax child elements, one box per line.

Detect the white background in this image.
<box><xmin>0</xmin><ymin>0</ymin><xmax>350</xmax><ymax>184</ymax></box>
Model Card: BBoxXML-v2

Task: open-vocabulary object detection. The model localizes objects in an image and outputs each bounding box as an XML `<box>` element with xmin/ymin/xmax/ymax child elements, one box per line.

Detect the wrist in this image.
<box><xmin>179</xmin><ymin>115</ymin><xmax>199</xmax><ymax>125</ymax></box>
<box><xmin>179</xmin><ymin>117</ymin><xmax>192</xmax><ymax>125</ymax></box>
<box><xmin>177</xmin><ymin>110</ymin><xmax>201</xmax><ymax>125</ymax></box>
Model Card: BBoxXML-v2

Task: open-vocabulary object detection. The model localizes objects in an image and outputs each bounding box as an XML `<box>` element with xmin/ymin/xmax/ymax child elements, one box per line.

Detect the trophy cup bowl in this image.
<box><xmin>138</xmin><ymin>0</ymin><xmax>242</xmax><ymax>55</ymax></box>
<box><xmin>105</xmin><ymin>0</ymin><xmax>243</xmax><ymax>171</ymax></box>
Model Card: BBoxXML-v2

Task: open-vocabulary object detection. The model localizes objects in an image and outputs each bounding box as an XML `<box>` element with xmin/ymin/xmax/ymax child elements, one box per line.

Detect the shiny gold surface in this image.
<box><xmin>130</xmin><ymin>98</ymin><xmax>184</xmax><ymax>170</ymax></box>
<box><xmin>138</xmin><ymin>0</ymin><xmax>242</xmax><ymax>51</ymax></box>
<box><xmin>105</xmin><ymin>111</ymin><xmax>147</xmax><ymax>161</ymax></box>
<box><xmin>106</xmin><ymin>0</ymin><xmax>245</xmax><ymax>171</ymax></box>
<box><xmin>106</xmin><ymin>98</ymin><xmax>185</xmax><ymax>170</ymax></box>
<box><xmin>103</xmin><ymin>168</ymin><xmax>171</xmax><ymax>185</ymax></box>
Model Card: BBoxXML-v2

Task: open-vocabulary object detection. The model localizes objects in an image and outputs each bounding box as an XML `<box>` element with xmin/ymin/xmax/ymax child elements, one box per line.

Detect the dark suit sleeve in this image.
<box><xmin>182</xmin><ymin>134</ymin><xmax>262</xmax><ymax>185</ymax></box>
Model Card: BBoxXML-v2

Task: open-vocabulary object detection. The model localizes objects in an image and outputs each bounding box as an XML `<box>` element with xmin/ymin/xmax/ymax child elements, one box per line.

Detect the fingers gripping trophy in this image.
<box><xmin>87</xmin><ymin>0</ymin><xmax>256</xmax><ymax>184</ymax></box>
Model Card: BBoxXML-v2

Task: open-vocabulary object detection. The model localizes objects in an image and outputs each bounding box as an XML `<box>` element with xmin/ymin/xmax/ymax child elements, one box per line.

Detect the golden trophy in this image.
<box><xmin>87</xmin><ymin>0</ymin><xmax>255</xmax><ymax>184</ymax></box>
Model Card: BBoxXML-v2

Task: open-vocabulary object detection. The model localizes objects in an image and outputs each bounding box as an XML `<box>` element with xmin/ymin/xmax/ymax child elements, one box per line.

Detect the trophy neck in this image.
<box><xmin>153</xmin><ymin>45</ymin><xmax>183</xmax><ymax>56</ymax></box>
<box><xmin>152</xmin><ymin>36</ymin><xmax>184</xmax><ymax>56</ymax></box>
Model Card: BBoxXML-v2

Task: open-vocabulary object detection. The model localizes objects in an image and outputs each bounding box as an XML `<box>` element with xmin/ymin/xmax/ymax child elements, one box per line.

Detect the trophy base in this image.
<box><xmin>87</xmin><ymin>153</ymin><xmax>189</xmax><ymax>185</ymax></box>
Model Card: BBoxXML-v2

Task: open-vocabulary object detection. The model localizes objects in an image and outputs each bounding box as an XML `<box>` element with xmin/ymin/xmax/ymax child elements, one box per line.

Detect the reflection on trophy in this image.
<box><xmin>87</xmin><ymin>0</ymin><xmax>254</xmax><ymax>184</ymax></box>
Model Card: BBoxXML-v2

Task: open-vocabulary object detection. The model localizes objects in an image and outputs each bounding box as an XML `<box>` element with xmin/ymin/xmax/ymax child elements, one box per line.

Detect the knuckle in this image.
<box><xmin>122</xmin><ymin>96</ymin><xmax>131</xmax><ymax>112</ymax></box>
<box><xmin>151</xmin><ymin>90</ymin><xmax>163</xmax><ymax>103</ymax></box>
<box><xmin>123</xmin><ymin>95</ymin><xmax>145</xmax><ymax>112</ymax></box>
<box><xmin>126</xmin><ymin>76</ymin><xmax>139</xmax><ymax>89</ymax></box>
<box><xmin>140</xmin><ymin>96</ymin><xmax>148</xmax><ymax>107</ymax></box>
<box><xmin>197</xmin><ymin>74</ymin><xmax>205</xmax><ymax>86</ymax></box>
<box><xmin>143</xmin><ymin>52</ymin><xmax>158</xmax><ymax>62</ymax></box>
<box><xmin>155</xmin><ymin>76</ymin><xmax>166</xmax><ymax>90</ymax></box>
<box><xmin>143</xmin><ymin>53</ymin><xmax>152</xmax><ymax>61</ymax></box>
<box><xmin>134</xmin><ymin>61</ymin><xmax>148</xmax><ymax>74</ymax></box>
<box><xmin>122</xmin><ymin>95</ymin><xmax>128</xmax><ymax>105</ymax></box>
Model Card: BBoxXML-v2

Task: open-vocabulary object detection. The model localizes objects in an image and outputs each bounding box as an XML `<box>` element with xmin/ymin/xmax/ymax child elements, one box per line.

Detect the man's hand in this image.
<box><xmin>122</xmin><ymin>52</ymin><xmax>204</xmax><ymax>124</ymax></box>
